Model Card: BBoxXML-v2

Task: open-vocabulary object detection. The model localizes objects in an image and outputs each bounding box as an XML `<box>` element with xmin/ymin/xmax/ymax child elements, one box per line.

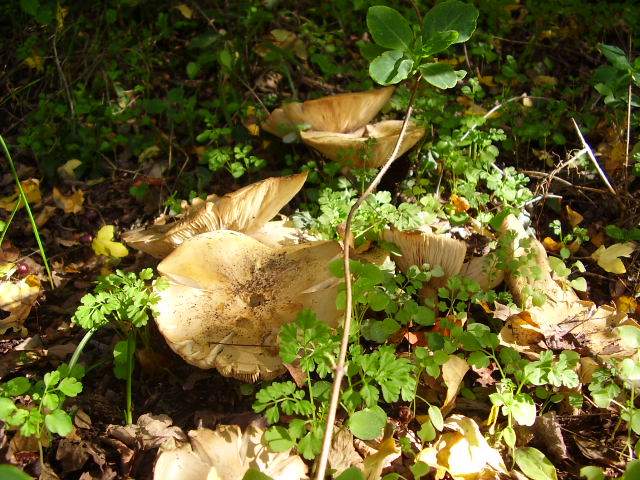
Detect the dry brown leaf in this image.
<box><xmin>154</xmin><ymin>424</ymin><xmax>307</xmax><ymax>480</ymax></box>
<box><xmin>565</xmin><ymin>205</ymin><xmax>583</xmax><ymax>227</ymax></box>
<box><xmin>450</xmin><ymin>194</ymin><xmax>471</xmax><ymax>213</ymax></box>
<box><xmin>36</xmin><ymin>205</ymin><xmax>57</xmax><ymax>227</ymax></box>
<box><xmin>107</xmin><ymin>413</ymin><xmax>187</xmax><ymax>451</ymax></box>
<box><xmin>123</xmin><ymin>173</ymin><xmax>307</xmax><ymax>258</ymax></box>
<box><xmin>329</xmin><ymin>426</ymin><xmax>363</xmax><ymax>476</ymax></box>
<box><xmin>53</xmin><ymin>187</ymin><xmax>84</xmax><ymax>214</ymax></box>
<box><xmin>0</xmin><ymin>179</ymin><xmax>42</xmax><ymax>211</ymax></box>
<box><xmin>154</xmin><ymin>230</ymin><xmax>342</xmax><ymax>381</ymax></box>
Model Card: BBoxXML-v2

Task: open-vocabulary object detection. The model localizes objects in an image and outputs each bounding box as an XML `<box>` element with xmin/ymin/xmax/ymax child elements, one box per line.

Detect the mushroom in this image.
<box><xmin>262</xmin><ymin>87</ymin><xmax>395</xmax><ymax>137</ymax></box>
<box><xmin>300</xmin><ymin>120</ymin><xmax>426</xmax><ymax>168</ymax></box>
<box><xmin>263</xmin><ymin>87</ymin><xmax>425</xmax><ymax>168</ymax></box>
<box><xmin>459</xmin><ymin>254</ymin><xmax>504</xmax><ymax>291</ymax></box>
<box><xmin>122</xmin><ymin>172</ymin><xmax>308</xmax><ymax>258</ymax></box>
<box><xmin>154</xmin><ymin>230</ymin><xmax>342</xmax><ymax>381</ymax></box>
<box><xmin>154</xmin><ymin>424</ymin><xmax>307</xmax><ymax>480</ymax></box>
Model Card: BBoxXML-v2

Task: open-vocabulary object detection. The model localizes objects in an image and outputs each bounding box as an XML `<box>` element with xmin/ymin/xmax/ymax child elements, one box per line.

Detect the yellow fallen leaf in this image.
<box><xmin>176</xmin><ymin>4</ymin><xmax>193</xmax><ymax>18</ymax></box>
<box><xmin>616</xmin><ymin>296</ymin><xmax>638</xmax><ymax>316</ymax></box>
<box><xmin>442</xmin><ymin>355</ymin><xmax>469</xmax><ymax>414</ymax></box>
<box><xmin>25</xmin><ymin>54</ymin><xmax>44</xmax><ymax>72</ymax></box>
<box><xmin>92</xmin><ymin>225</ymin><xmax>129</xmax><ymax>258</ymax></box>
<box><xmin>0</xmin><ymin>179</ymin><xmax>42</xmax><ymax>212</ymax></box>
<box><xmin>363</xmin><ymin>437</ymin><xmax>400</xmax><ymax>480</ymax></box>
<box><xmin>57</xmin><ymin>159</ymin><xmax>83</xmax><ymax>181</ymax></box>
<box><xmin>450</xmin><ymin>194</ymin><xmax>471</xmax><ymax>213</ymax></box>
<box><xmin>53</xmin><ymin>188</ymin><xmax>84</xmax><ymax>214</ymax></box>
<box><xmin>591</xmin><ymin>242</ymin><xmax>637</xmax><ymax>274</ymax></box>
<box><xmin>0</xmin><ymin>274</ymin><xmax>41</xmax><ymax>334</ymax></box>
<box><xmin>36</xmin><ymin>205</ymin><xmax>57</xmax><ymax>227</ymax></box>
<box><xmin>565</xmin><ymin>205</ymin><xmax>583</xmax><ymax>227</ymax></box>
<box><xmin>246</xmin><ymin>124</ymin><xmax>260</xmax><ymax>136</ymax></box>
<box><xmin>534</xmin><ymin>75</ymin><xmax>558</xmax><ymax>86</ymax></box>
<box><xmin>542</xmin><ymin>237</ymin><xmax>563</xmax><ymax>253</ymax></box>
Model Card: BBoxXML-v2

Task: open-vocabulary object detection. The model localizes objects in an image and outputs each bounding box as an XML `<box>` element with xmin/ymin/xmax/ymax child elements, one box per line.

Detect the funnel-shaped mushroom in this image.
<box><xmin>154</xmin><ymin>424</ymin><xmax>307</xmax><ymax>480</ymax></box>
<box><xmin>122</xmin><ymin>173</ymin><xmax>307</xmax><ymax>258</ymax></box>
<box><xmin>459</xmin><ymin>254</ymin><xmax>504</xmax><ymax>291</ymax></box>
<box><xmin>300</xmin><ymin>120</ymin><xmax>426</xmax><ymax>168</ymax></box>
<box><xmin>154</xmin><ymin>230</ymin><xmax>342</xmax><ymax>381</ymax></box>
<box><xmin>262</xmin><ymin>87</ymin><xmax>395</xmax><ymax>137</ymax></box>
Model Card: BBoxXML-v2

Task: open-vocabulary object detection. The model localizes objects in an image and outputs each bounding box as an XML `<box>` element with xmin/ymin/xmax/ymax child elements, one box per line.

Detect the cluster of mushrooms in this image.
<box><xmin>122</xmin><ymin>88</ymin><xmax>634</xmax><ymax>480</ymax></box>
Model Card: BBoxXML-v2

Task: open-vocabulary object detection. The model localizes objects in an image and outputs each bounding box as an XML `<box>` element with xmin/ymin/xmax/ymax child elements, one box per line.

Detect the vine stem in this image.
<box><xmin>68</xmin><ymin>327</ymin><xmax>98</xmax><ymax>372</ymax></box>
<box><xmin>314</xmin><ymin>77</ymin><xmax>421</xmax><ymax>480</ymax></box>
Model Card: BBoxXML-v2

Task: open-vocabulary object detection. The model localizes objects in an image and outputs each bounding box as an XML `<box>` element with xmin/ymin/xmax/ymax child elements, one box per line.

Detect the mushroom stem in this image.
<box><xmin>315</xmin><ymin>76</ymin><xmax>422</xmax><ymax>480</ymax></box>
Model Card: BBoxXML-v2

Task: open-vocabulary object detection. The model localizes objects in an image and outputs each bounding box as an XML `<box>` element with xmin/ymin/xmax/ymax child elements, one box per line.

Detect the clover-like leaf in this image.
<box><xmin>45</xmin><ymin>409</ymin><xmax>74</xmax><ymax>436</ymax></box>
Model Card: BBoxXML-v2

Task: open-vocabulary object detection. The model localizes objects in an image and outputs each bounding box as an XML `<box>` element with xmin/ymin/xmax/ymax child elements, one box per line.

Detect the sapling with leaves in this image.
<box><xmin>72</xmin><ymin>268</ymin><xmax>164</xmax><ymax>424</ymax></box>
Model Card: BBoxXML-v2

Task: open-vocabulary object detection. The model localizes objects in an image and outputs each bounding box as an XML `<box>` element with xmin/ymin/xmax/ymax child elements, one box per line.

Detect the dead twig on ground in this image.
<box><xmin>315</xmin><ymin>77</ymin><xmax>421</xmax><ymax>480</ymax></box>
<box><xmin>571</xmin><ymin>118</ymin><xmax>617</xmax><ymax>195</ymax></box>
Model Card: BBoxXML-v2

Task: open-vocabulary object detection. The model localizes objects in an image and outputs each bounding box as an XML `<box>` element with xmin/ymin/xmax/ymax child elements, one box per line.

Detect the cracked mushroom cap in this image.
<box><xmin>383</xmin><ymin>228</ymin><xmax>467</xmax><ymax>281</ymax></box>
<box><xmin>122</xmin><ymin>172</ymin><xmax>307</xmax><ymax>258</ymax></box>
<box><xmin>154</xmin><ymin>230</ymin><xmax>342</xmax><ymax>381</ymax></box>
<box><xmin>262</xmin><ymin>87</ymin><xmax>395</xmax><ymax>137</ymax></box>
<box><xmin>300</xmin><ymin>120</ymin><xmax>425</xmax><ymax>168</ymax></box>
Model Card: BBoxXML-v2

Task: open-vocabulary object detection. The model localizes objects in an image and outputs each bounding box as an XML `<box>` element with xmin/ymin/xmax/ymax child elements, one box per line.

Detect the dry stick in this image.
<box><xmin>314</xmin><ymin>78</ymin><xmax>421</xmax><ymax>480</ymax></box>
<box><xmin>625</xmin><ymin>80</ymin><xmax>632</xmax><ymax>187</ymax></box>
<box><xmin>570</xmin><ymin>118</ymin><xmax>617</xmax><ymax>195</ymax></box>
<box><xmin>52</xmin><ymin>31</ymin><xmax>75</xmax><ymax>119</ymax></box>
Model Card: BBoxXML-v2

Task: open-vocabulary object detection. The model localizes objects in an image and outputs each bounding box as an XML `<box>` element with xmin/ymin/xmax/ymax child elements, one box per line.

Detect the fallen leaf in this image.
<box><xmin>616</xmin><ymin>296</ymin><xmax>638</xmax><ymax>316</ymax></box>
<box><xmin>57</xmin><ymin>159</ymin><xmax>82</xmax><ymax>181</ymax></box>
<box><xmin>450</xmin><ymin>194</ymin><xmax>471</xmax><ymax>213</ymax></box>
<box><xmin>329</xmin><ymin>426</ymin><xmax>363</xmax><ymax>476</ymax></box>
<box><xmin>565</xmin><ymin>205</ymin><xmax>583</xmax><ymax>227</ymax></box>
<box><xmin>53</xmin><ymin>188</ymin><xmax>84</xmax><ymax>214</ymax></box>
<box><xmin>532</xmin><ymin>412</ymin><xmax>568</xmax><ymax>463</ymax></box>
<box><xmin>534</xmin><ymin>75</ymin><xmax>558</xmax><ymax>86</ymax></box>
<box><xmin>25</xmin><ymin>53</ymin><xmax>44</xmax><ymax>71</ymax></box>
<box><xmin>0</xmin><ymin>179</ymin><xmax>42</xmax><ymax>211</ymax></box>
<box><xmin>92</xmin><ymin>225</ymin><xmax>129</xmax><ymax>258</ymax></box>
<box><xmin>362</xmin><ymin>437</ymin><xmax>400</xmax><ymax>480</ymax></box>
<box><xmin>36</xmin><ymin>205</ymin><xmax>57</xmax><ymax>227</ymax></box>
<box><xmin>591</xmin><ymin>242</ymin><xmax>636</xmax><ymax>274</ymax></box>
<box><xmin>108</xmin><ymin>413</ymin><xmax>187</xmax><ymax>451</ymax></box>
<box><xmin>175</xmin><ymin>4</ymin><xmax>193</xmax><ymax>18</ymax></box>
<box><xmin>542</xmin><ymin>237</ymin><xmax>563</xmax><ymax>253</ymax></box>
<box><xmin>415</xmin><ymin>415</ymin><xmax>506</xmax><ymax>480</ymax></box>
<box><xmin>154</xmin><ymin>423</ymin><xmax>307</xmax><ymax>480</ymax></box>
<box><xmin>0</xmin><ymin>274</ymin><xmax>41</xmax><ymax>334</ymax></box>
<box><xmin>442</xmin><ymin>355</ymin><xmax>469</xmax><ymax>414</ymax></box>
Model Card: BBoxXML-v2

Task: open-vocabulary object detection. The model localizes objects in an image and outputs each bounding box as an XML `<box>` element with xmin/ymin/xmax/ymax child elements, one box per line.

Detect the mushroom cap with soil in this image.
<box><xmin>154</xmin><ymin>230</ymin><xmax>342</xmax><ymax>381</ymax></box>
<box><xmin>122</xmin><ymin>172</ymin><xmax>308</xmax><ymax>258</ymax></box>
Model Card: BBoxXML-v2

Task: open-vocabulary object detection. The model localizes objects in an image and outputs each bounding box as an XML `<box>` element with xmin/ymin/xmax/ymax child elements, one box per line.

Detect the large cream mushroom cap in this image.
<box><xmin>262</xmin><ymin>87</ymin><xmax>395</xmax><ymax>137</ymax></box>
<box><xmin>300</xmin><ymin>120</ymin><xmax>426</xmax><ymax>168</ymax></box>
<box><xmin>155</xmin><ymin>230</ymin><xmax>342</xmax><ymax>381</ymax></box>
<box><xmin>122</xmin><ymin>172</ymin><xmax>307</xmax><ymax>258</ymax></box>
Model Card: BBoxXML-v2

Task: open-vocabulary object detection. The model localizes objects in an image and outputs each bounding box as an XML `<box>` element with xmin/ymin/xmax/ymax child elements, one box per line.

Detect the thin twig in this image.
<box><xmin>625</xmin><ymin>79</ymin><xmax>632</xmax><ymax>187</ymax></box>
<box><xmin>315</xmin><ymin>77</ymin><xmax>421</xmax><ymax>480</ymax></box>
<box><xmin>570</xmin><ymin>118</ymin><xmax>617</xmax><ymax>195</ymax></box>
<box><xmin>52</xmin><ymin>30</ymin><xmax>75</xmax><ymax>118</ymax></box>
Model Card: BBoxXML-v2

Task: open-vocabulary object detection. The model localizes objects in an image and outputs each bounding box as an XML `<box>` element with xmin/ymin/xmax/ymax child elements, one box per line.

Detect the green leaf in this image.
<box><xmin>21</xmin><ymin>409</ymin><xmax>43</xmax><ymax>437</ymax></box>
<box><xmin>422</xmin><ymin>0</ymin><xmax>479</xmax><ymax>44</ymax></box>
<box><xmin>570</xmin><ymin>277</ymin><xmax>587</xmax><ymax>292</ymax></box>
<box><xmin>502</xmin><ymin>426</ymin><xmax>516</xmax><ymax>449</ymax></box>
<box><xmin>0</xmin><ymin>464</ymin><xmax>33</xmax><ymax>480</ymax></box>
<box><xmin>370</xmin><ymin>50</ymin><xmax>413</xmax><ymax>86</ymax></box>
<box><xmin>420</xmin><ymin>62</ymin><xmax>459</xmax><ymax>89</ymax></box>
<box><xmin>1</xmin><ymin>377</ymin><xmax>31</xmax><ymax>396</ymax></box>
<box><xmin>622</xmin><ymin>460</ymin><xmax>640</xmax><ymax>480</ymax></box>
<box><xmin>335</xmin><ymin>467</ymin><xmax>365</xmax><ymax>480</ymax></box>
<box><xmin>44</xmin><ymin>370</ymin><xmax>61</xmax><ymax>388</ymax></box>
<box><xmin>418</xmin><ymin>419</ymin><xmax>436</xmax><ymax>442</ymax></box>
<box><xmin>348</xmin><ymin>406</ymin><xmax>387</xmax><ymax>440</ymax></box>
<box><xmin>600</xmin><ymin>44</ymin><xmax>632</xmax><ymax>71</ymax></box>
<box><xmin>58</xmin><ymin>377</ymin><xmax>83</xmax><ymax>397</ymax></box>
<box><xmin>45</xmin><ymin>409</ymin><xmax>73</xmax><ymax>436</ymax></box>
<box><xmin>511</xmin><ymin>393</ymin><xmax>536</xmax><ymax>426</ymax></box>
<box><xmin>42</xmin><ymin>392</ymin><xmax>60</xmax><ymax>411</ymax></box>
<box><xmin>421</xmin><ymin>30</ymin><xmax>459</xmax><ymax>56</ymax></box>
<box><xmin>186</xmin><ymin>62</ymin><xmax>200</xmax><ymax>79</ymax></box>
<box><xmin>263</xmin><ymin>426</ymin><xmax>294</xmax><ymax>452</ymax></box>
<box><xmin>411</xmin><ymin>461</ymin><xmax>430</xmax><ymax>480</ymax></box>
<box><xmin>428</xmin><ymin>405</ymin><xmax>444</xmax><ymax>431</ymax></box>
<box><xmin>579</xmin><ymin>466</ymin><xmax>605</xmax><ymax>480</ymax></box>
<box><xmin>514</xmin><ymin>447</ymin><xmax>558</xmax><ymax>480</ymax></box>
<box><xmin>366</xmin><ymin>6</ymin><xmax>413</xmax><ymax>51</ymax></box>
<box><xmin>616</xmin><ymin>325</ymin><xmax>640</xmax><ymax>349</ymax></box>
<box><xmin>242</xmin><ymin>470</ymin><xmax>273</xmax><ymax>480</ymax></box>
<box><xmin>0</xmin><ymin>397</ymin><xmax>17</xmax><ymax>419</ymax></box>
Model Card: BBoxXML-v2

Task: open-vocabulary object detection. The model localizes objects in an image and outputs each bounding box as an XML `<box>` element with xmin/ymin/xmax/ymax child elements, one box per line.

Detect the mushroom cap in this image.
<box><xmin>122</xmin><ymin>172</ymin><xmax>307</xmax><ymax>258</ymax></box>
<box><xmin>155</xmin><ymin>230</ymin><xmax>342</xmax><ymax>381</ymax></box>
<box><xmin>383</xmin><ymin>228</ymin><xmax>467</xmax><ymax>280</ymax></box>
<box><xmin>300</xmin><ymin>120</ymin><xmax>425</xmax><ymax>168</ymax></box>
<box><xmin>262</xmin><ymin>87</ymin><xmax>395</xmax><ymax>137</ymax></box>
<box><xmin>459</xmin><ymin>255</ymin><xmax>504</xmax><ymax>291</ymax></box>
